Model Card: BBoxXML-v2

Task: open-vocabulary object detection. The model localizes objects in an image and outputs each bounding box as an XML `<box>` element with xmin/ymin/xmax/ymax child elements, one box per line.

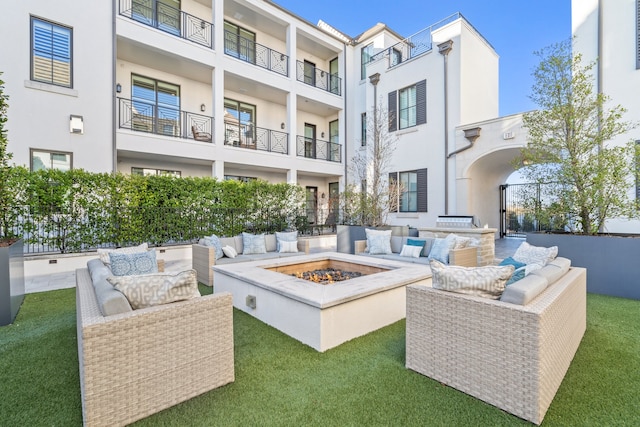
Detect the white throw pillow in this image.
<box><xmin>278</xmin><ymin>240</ymin><xmax>299</xmax><ymax>253</ymax></box>
<box><xmin>365</xmin><ymin>229</ymin><xmax>392</xmax><ymax>255</ymax></box>
<box><xmin>222</xmin><ymin>245</ymin><xmax>237</xmax><ymax>258</ymax></box>
<box><xmin>428</xmin><ymin>234</ymin><xmax>457</xmax><ymax>264</ymax></box>
<box><xmin>400</xmin><ymin>244</ymin><xmax>422</xmax><ymax>258</ymax></box>
<box><xmin>513</xmin><ymin>242</ymin><xmax>558</xmax><ymax>266</ymax></box>
<box><xmin>242</xmin><ymin>232</ymin><xmax>267</xmax><ymax>255</ymax></box>
<box><xmin>429</xmin><ymin>259</ymin><xmax>514</xmax><ymax>300</ymax></box>
<box><xmin>275</xmin><ymin>231</ymin><xmax>298</xmax><ymax>251</ymax></box>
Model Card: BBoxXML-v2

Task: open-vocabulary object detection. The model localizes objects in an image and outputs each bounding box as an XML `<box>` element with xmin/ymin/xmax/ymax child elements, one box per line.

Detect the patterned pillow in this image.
<box><xmin>428</xmin><ymin>234</ymin><xmax>457</xmax><ymax>264</ymax></box>
<box><xmin>400</xmin><ymin>244</ymin><xmax>422</xmax><ymax>258</ymax></box>
<box><xmin>367</xmin><ymin>233</ymin><xmax>392</xmax><ymax>255</ymax></box>
<box><xmin>203</xmin><ymin>234</ymin><xmax>224</xmax><ymax>260</ymax></box>
<box><xmin>242</xmin><ymin>232</ymin><xmax>267</xmax><ymax>255</ymax></box>
<box><xmin>278</xmin><ymin>240</ymin><xmax>299</xmax><ymax>253</ymax></box>
<box><xmin>222</xmin><ymin>245</ymin><xmax>237</xmax><ymax>258</ymax></box>
<box><xmin>109</xmin><ymin>250</ymin><xmax>158</xmax><ymax>276</ymax></box>
<box><xmin>429</xmin><ymin>259</ymin><xmax>514</xmax><ymax>300</ymax></box>
<box><xmin>107</xmin><ymin>269</ymin><xmax>201</xmax><ymax>309</ymax></box>
<box><xmin>97</xmin><ymin>243</ymin><xmax>148</xmax><ymax>264</ymax></box>
<box><xmin>275</xmin><ymin>231</ymin><xmax>298</xmax><ymax>251</ymax></box>
<box><xmin>513</xmin><ymin>242</ymin><xmax>558</xmax><ymax>266</ymax></box>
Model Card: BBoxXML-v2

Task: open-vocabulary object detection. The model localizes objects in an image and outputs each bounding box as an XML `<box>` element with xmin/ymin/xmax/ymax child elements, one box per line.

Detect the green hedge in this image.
<box><xmin>2</xmin><ymin>168</ymin><xmax>306</xmax><ymax>253</ymax></box>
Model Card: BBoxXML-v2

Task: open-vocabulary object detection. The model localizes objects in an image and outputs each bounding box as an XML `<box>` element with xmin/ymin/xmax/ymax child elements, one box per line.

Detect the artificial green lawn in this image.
<box><xmin>1</xmin><ymin>286</ymin><xmax>638</xmax><ymax>426</ymax></box>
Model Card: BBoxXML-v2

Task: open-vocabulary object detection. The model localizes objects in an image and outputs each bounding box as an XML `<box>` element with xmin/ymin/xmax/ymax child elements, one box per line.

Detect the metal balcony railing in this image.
<box><xmin>118</xmin><ymin>97</ymin><xmax>213</xmax><ymax>142</ymax></box>
<box><xmin>119</xmin><ymin>0</ymin><xmax>214</xmax><ymax>49</ymax></box>
<box><xmin>224</xmin><ymin>122</ymin><xmax>288</xmax><ymax>154</ymax></box>
<box><xmin>296</xmin><ymin>61</ymin><xmax>341</xmax><ymax>95</ymax></box>
<box><xmin>296</xmin><ymin>136</ymin><xmax>341</xmax><ymax>162</ymax></box>
<box><xmin>223</xmin><ymin>30</ymin><xmax>288</xmax><ymax>76</ymax></box>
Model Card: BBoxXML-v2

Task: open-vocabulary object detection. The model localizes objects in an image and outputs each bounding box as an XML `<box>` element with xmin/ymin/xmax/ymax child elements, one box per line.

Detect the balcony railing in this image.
<box><xmin>119</xmin><ymin>0</ymin><xmax>214</xmax><ymax>49</ymax></box>
<box><xmin>296</xmin><ymin>136</ymin><xmax>341</xmax><ymax>162</ymax></box>
<box><xmin>223</xmin><ymin>31</ymin><xmax>288</xmax><ymax>76</ymax></box>
<box><xmin>224</xmin><ymin>122</ymin><xmax>288</xmax><ymax>154</ymax></box>
<box><xmin>296</xmin><ymin>61</ymin><xmax>341</xmax><ymax>95</ymax></box>
<box><xmin>118</xmin><ymin>97</ymin><xmax>213</xmax><ymax>142</ymax></box>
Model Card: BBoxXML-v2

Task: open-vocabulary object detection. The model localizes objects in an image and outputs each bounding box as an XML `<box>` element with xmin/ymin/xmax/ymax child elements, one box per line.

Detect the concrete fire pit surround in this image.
<box><xmin>213</xmin><ymin>252</ymin><xmax>431</xmax><ymax>352</ymax></box>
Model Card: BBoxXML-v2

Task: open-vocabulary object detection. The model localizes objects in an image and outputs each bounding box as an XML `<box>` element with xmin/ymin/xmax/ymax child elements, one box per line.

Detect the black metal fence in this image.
<box><xmin>223</xmin><ymin>121</ymin><xmax>288</xmax><ymax>154</ymax></box>
<box><xmin>295</xmin><ymin>61</ymin><xmax>341</xmax><ymax>95</ymax></box>
<box><xmin>223</xmin><ymin>31</ymin><xmax>288</xmax><ymax>76</ymax></box>
<box><xmin>296</xmin><ymin>136</ymin><xmax>341</xmax><ymax>162</ymax></box>
<box><xmin>500</xmin><ymin>183</ymin><xmax>566</xmax><ymax>238</ymax></box>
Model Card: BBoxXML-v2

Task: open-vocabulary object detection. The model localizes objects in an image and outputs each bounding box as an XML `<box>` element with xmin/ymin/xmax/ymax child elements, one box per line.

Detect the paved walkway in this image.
<box><xmin>24</xmin><ymin>238</ymin><xmax>524</xmax><ymax>294</ymax></box>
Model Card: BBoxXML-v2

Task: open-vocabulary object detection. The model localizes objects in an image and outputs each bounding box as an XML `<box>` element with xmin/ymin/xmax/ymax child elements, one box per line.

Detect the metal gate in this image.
<box><xmin>499</xmin><ymin>183</ymin><xmax>545</xmax><ymax>238</ymax></box>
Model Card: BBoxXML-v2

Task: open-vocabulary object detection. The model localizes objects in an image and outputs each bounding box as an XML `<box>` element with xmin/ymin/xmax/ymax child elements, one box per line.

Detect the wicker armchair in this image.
<box><xmin>76</xmin><ymin>268</ymin><xmax>235</xmax><ymax>427</ymax></box>
<box><xmin>406</xmin><ymin>267</ymin><xmax>587</xmax><ymax>425</ymax></box>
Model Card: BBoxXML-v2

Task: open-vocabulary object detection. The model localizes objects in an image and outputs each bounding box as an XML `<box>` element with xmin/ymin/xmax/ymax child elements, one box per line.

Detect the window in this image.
<box><xmin>329</xmin><ymin>120</ymin><xmax>340</xmax><ymax>161</ymax></box>
<box><xmin>132</xmin><ymin>167</ymin><xmax>181</xmax><ymax>177</ymax></box>
<box><xmin>361</xmin><ymin>113</ymin><xmax>367</xmax><ymax>146</ymax></box>
<box><xmin>131</xmin><ymin>74</ymin><xmax>180</xmax><ymax>136</ymax></box>
<box><xmin>388</xmin><ymin>80</ymin><xmax>426</xmax><ymax>131</ymax></box>
<box><xmin>224</xmin><ymin>98</ymin><xmax>256</xmax><ymax>145</ymax></box>
<box><xmin>31</xmin><ymin>149</ymin><xmax>72</xmax><ymax>171</ymax></box>
<box><xmin>224</xmin><ymin>175</ymin><xmax>257</xmax><ymax>183</ymax></box>
<box><xmin>329</xmin><ymin>57</ymin><xmax>340</xmax><ymax>95</ymax></box>
<box><xmin>303</xmin><ymin>60</ymin><xmax>315</xmax><ymax>86</ymax></box>
<box><xmin>361</xmin><ymin>43</ymin><xmax>373</xmax><ymax>80</ymax></box>
<box><xmin>31</xmin><ymin>17</ymin><xmax>72</xmax><ymax>87</ymax></box>
<box><xmin>132</xmin><ymin>0</ymin><xmax>180</xmax><ymax>36</ymax></box>
<box><xmin>390</xmin><ymin>169</ymin><xmax>428</xmax><ymax>212</ymax></box>
<box><xmin>224</xmin><ymin>21</ymin><xmax>256</xmax><ymax>63</ymax></box>
<box><xmin>390</xmin><ymin>47</ymin><xmax>402</xmax><ymax>67</ymax></box>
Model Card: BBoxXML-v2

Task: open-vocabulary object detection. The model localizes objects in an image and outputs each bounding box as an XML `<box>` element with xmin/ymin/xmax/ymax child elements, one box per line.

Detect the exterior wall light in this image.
<box><xmin>200</xmin><ymin>104</ymin><xmax>206</xmax><ymax>112</ymax></box>
<box><xmin>116</xmin><ymin>83</ymin><xmax>122</xmax><ymax>93</ymax></box>
<box><xmin>281</xmin><ymin>122</ymin><xmax>285</xmax><ymax>129</ymax></box>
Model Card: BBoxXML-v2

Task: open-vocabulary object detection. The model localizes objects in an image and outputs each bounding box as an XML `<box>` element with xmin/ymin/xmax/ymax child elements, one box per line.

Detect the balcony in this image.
<box><xmin>119</xmin><ymin>0</ymin><xmax>214</xmax><ymax>49</ymax></box>
<box><xmin>296</xmin><ymin>61</ymin><xmax>341</xmax><ymax>95</ymax></box>
<box><xmin>224</xmin><ymin>122</ymin><xmax>288</xmax><ymax>154</ymax></box>
<box><xmin>224</xmin><ymin>31</ymin><xmax>288</xmax><ymax>76</ymax></box>
<box><xmin>118</xmin><ymin>97</ymin><xmax>213</xmax><ymax>142</ymax></box>
<box><xmin>296</xmin><ymin>136</ymin><xmax>341</xmax><ymax>162</ymax></box>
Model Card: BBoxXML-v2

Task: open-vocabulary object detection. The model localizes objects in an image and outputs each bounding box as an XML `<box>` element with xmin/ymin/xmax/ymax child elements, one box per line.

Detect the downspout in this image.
<box><xmin>343</xmin><ymin>43</ymin><xmax>348</xmax><ymax>189</ymax></box>
<box><xmin>597</xmin><ymin>0</ymin><xmax>604</xmax><ymax>232</ymax></box>
<box><xmin>112</xmin><ymin>0</ymin><xmax>117</xmax><ymax>174</ymax></box>
<box><xmin>438</xmin><ymin>40</ymin><xmax>453</xmax><ymax>215</ymax></box>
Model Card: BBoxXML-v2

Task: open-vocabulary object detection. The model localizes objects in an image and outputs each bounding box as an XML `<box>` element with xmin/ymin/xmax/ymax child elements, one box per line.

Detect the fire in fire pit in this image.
<box><xmin>293</xmin><ymin>268</ymin><xmax>363</xmax><ymax>285</ymax></box>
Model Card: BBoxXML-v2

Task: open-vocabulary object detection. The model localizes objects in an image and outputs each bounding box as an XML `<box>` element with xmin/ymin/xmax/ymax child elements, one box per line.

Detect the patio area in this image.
<box><xmin>4</xmin><ymin>237</ymin><xmax>638</xmax><ymax>425</ymax></box>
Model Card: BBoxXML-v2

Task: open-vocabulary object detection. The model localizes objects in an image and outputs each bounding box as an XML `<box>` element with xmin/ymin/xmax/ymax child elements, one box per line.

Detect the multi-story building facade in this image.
<box><xmin>1</xmin><ymin>0</ymin><xmax>508</xmax><ymax>229</ymax></box>
<box><xmin>572</xmin><ymin>0</ymin><xmax>640</xmax><ymax>233</ymax></box>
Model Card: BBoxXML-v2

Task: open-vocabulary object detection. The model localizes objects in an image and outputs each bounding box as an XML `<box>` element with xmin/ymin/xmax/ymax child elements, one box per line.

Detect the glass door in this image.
<box><xmin>131</xmin><ymin>74</ymin><xmax>180</xmax><ymax>136</ymax></box>
<box><xmin>224</xmin><ymin>98</ymin><xmax>256</xmax><ymax>146</ymax></box>
<box><xmin>224</xmin><ymin>21</ymin><xmax>256</xmax><ymax>64</ymax></box>
<box><xmin>306</xmin><ymin>186</ymin><xmax>318</xmax><ymax>225</ymax></box>
<box><xmin>304</xmin><ymin>123</ymin><xmax>316</xmax><ymax>158</ymax></box>
<box><xmin>304</xmin><ymin>60</ymin><xmax>315</xmax><ymax>86</ymax></box>
<box><xmin>329</xmin><ymin>57</ymin><xmax>339</xmax><ymax>94</ymax></box>
<box><xmin>329</xmin><ymin>120</ymin><xmax>339</xmax><ymax>161</ymax></box>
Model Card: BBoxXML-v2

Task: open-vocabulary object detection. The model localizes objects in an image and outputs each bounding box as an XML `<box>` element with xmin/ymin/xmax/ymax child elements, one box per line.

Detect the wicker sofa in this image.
<box><xmin>75</xmin><ymin>266</ymin><xmax>235</xmax><ymax>427</ymax></box>
<box><xmin>405</xmin><ymin>264</ymin><xmax>586</xmax><ymax>425</ymax></box>
<box><xmin>192</xmin><ymin>233</ymin><xmax>310</xmax><ymax>286</ymax></box>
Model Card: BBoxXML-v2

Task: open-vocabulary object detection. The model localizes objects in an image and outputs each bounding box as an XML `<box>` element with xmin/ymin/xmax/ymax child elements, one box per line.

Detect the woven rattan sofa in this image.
<box><xmin>406</xmin><ymin>265</ymin><xmax>586</xmax><ymax>425</ymax></box>
<box><xmin>354</xmin><ymin>238</ymin><xmax>478</xmax><ymax>267</ymax></box>
<box><xmin>76</xmin><ymin>267</ymin><xmax>235</xmax><ymax>427</ymax></box>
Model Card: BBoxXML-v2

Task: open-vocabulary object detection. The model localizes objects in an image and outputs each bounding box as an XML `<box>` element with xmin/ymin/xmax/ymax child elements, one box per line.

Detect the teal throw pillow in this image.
<box><xmin>407</xmin><ymin>238</ymin><xmax>428</xmax><ymax>257</ymax></box>
<box><xmin>499</xmin><ymin>257</ymin><xmax>526</xmax><ymax>285</ymax></box>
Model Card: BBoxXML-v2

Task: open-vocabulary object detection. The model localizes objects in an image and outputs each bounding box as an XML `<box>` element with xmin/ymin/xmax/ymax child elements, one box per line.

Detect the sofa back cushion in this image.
<box><xmin>530</xmin><ymin>257</ymin><xmax>571</xmax><ymax>285</ymax></box>
<box><xmin>87</xmin><ymin>258</ymin><xmax>133</xmax><ymax>316</ymax></box>
<box><xmin>500</xmin><ymin>274</ymin><xmax>549</xmax><ymax>305</ymax></box>
<box><xmin>265</xmin><ymin>234</ymin><xmax>277</xmax><ymax>252</ymax></box>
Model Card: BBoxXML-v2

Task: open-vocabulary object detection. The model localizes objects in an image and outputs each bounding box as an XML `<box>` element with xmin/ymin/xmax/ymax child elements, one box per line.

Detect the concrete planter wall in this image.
<box><xmin>0</xmin><ymin>238</ymin><xmax>25</xmax><ymax>326</ymax></box>
<box><xmin>527</xmin><ymin>233</ymin><xmax>640</xmax><ymax>300</ymax></box>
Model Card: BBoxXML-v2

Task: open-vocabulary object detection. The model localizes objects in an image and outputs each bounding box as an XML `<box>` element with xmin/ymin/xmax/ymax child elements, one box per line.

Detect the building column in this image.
<box><xmin>287</xmin><ymin>92</ymin><xmax>297</xmax><ymax>158</ymax></box>
<box><xmin>287</xmin><ymin>169</ymin><xmax>297</xmax><ymax>185</ymax></box>
<box><xmin>212</xmin><ymin>160</ymin><xmax>224</xmax><ymax>180</ymax></box>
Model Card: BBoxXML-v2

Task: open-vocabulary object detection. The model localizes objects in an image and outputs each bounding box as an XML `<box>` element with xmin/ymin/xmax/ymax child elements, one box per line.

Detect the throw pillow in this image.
<box><xmin>109</xmin><ymin>250</ymin><xmax>158</xmax><ymax>276</ymax></box>
<box><xmin>368</xmin><ymin>233</ymin><xmax>392</xmax><ymax>255</ymax></box>
<box><xmin>97</xmin><ymin>243</ymin><xmax>148</xmax><ymax>264</ymax></box>
<box><xmin>203</xmin><ymin>234</ymin><xmax>224</xmax><ymax>260</ymax></box>
<box><xmin>222</xmin><ymin>245</ymin><xmax>237</xmax><ymax>258</ymax></box>
<box><xmin>242</xmin><ymin>232</ymin><xmax>267</xmax><ymax>255</ymax></box>
<box><xmin>108</xmin><ymin>269</ymin><xmax>201</xmax><ymax>309</ymax></box>
<box><xmin>278</xmin><ymin>240</ymin><xmax>299</xmax><ymax>253</ymax></box>
<box><xmin>499</xmin><ymin>257</ymin><xmax>526</xmax><ymax>285</ymax></box>
<box><xmin>407</xmin><ymin>238</ymin><xmax>431</xmax><ymax>257</ymax></box>
<box><xmin>453</xmin><ymin>235</ymin><xmax>472</xmax><ymax>249</ymax></box>
<box><xmin>399</xmin><ymin>244</ymin><xmax>422</xmax><ymax>258</ymax></box>
<box><xmin>429</xmin><ymin>259</ymin><xmax>514</xmax><ymax>300</ymax></box>
<box><xmin>428</xmin><ymin>234</ymin><xmax>457</xmax><ymax>264</ymax></box>
<box><xmin>513</xmin><ymin>241</ymin><xmax>558</xmax><ymax>266</ymax></box>
<box><xmin>275</xmin><ymin>231</ymin><xmax>298</xmax><ymax>251</ymax></box>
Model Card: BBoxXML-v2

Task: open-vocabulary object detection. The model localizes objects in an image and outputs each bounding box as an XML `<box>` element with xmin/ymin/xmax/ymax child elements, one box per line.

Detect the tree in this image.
<box><xmin>516</xmin><ymin>39</ymin><xmax>639</xmax><ymax>234</ymax></box>
<box><xmin>340</xmin><ymin>100</ymin><xmax>401</xmax><ymax>227</ymax></box>
<box><xmin>0</xmin><ymin>72</ymin><xmax>17</xmax><ymax>241</ymax></box>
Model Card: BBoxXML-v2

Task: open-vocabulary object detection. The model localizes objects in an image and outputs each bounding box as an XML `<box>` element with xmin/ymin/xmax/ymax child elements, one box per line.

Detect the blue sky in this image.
<box><xmin>273</xmin><ymin>0</ymin><xmax>571</xmax><ymax>117</ymax></box>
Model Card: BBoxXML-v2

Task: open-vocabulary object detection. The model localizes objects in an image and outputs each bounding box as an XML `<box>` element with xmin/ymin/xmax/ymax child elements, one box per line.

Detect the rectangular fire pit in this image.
<box><xmin>213</xmin><ymin>252</ymin><xmax>431</xmax><ymax>352</ymax></box>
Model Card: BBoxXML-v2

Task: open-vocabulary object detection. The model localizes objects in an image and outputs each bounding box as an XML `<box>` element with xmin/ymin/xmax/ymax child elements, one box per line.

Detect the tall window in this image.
<box><xmin>361</xmin><ymin>113</ymin><xmax>367</xmax><ymax>146</ymax></box>
<box><xmin>361</xmin><ymin>43</ymin><xmax>373</xmax><ymax>80</ymax></box>
<box><xmin>399</xmin><ymin>85</ymin><xmax>417</xmax><ymax>129</ymax></box>
<box><xmin>131</xmin><ymin>75</ymin><xmax>180</xmax><ymax>136</ymax></box>
<box><xmin>390</xmin><ymin>169</ymin><xmax>428</xmax><ymax>212</ymax></box>
<box><xmin>132</xmin><ymin>167</ymin><xmax>181</xmax><ymax>177</ymax></box>
<box><xmin>224</xmin><ymin>98</ymin><xmax>256</xmax><ymax>145</ymax></box>
<box><xmin>31</xmin><ymin>17</ymin><xmax>72</xmax><ymax>88</ymax></box>
<box><xmin>31</xmin><ymin>149</ymin><xmax>72</xmax><ymax>171</ymax></box>
<box><xmin>329</xmin><ymin>57</ymin><xmax>340</xmax><ymax>94</ymax></box>
<box><xmin>388</xmin><ymin>80</ymin><xmax>427</xmax><ymax>131</ymax></box>
<box><xmin>224</xmin><ymin>21</ymin><xmax>256</xmax><ymax>63</ymax></box>
<box><xmin>132</xmin><ymin>0</ymin><xmax>180</xmax><ymax>35</ymax></box>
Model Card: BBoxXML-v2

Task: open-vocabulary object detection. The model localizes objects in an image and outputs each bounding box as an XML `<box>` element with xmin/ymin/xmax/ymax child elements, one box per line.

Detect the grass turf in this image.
<box><xmin>0</xmin><ymin>286</ymin><xmax>638</xmax><ymax>426</ymax></box>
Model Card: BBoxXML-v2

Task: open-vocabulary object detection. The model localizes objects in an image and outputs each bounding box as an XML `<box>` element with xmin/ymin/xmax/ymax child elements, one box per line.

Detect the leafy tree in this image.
<box><xmin>516</xmin><ymin>39</ymin><xmax>639</xmax><ymax>234</ymax></box>
<box><xmin>0</xmin><ymin>72</ymin><xmax>18</xmax><ymax>240</ymax></box>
